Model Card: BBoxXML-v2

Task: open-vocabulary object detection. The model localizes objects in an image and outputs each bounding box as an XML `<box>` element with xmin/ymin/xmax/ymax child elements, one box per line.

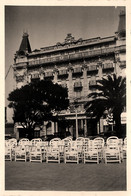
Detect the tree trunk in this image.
<box><xmin>27</xmin><ymin>128</ymin><xmax>34</xmax><ymax>140</ymax></box>
<box><xmin>113</xmin><ymin>112</ymin><xmax>122</xmax><ymax>138</ymax></box>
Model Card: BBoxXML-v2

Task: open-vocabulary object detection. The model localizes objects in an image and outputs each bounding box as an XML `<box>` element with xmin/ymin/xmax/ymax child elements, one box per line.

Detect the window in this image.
<box><xmin>75</xmin><ymin>90</ymin><xmax>81</xmax><ymax>98</ymax></box>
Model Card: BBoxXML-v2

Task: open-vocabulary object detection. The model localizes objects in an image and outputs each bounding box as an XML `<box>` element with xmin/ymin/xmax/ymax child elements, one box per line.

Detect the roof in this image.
<box><xmin>117</xmin><ymin>10</ymin><xmax>125</xmax><ymax>36</ymax></box>
<box><xmin>18</xmin><ymin>32</ymin><xmax>31</xmax><ymax>55</ymax></box>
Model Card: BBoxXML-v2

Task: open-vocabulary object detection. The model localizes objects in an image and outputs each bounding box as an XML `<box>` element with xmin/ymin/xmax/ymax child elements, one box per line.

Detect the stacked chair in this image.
<box><xmin>5</xmin><ymin>136</ymin><xmax>127</xmax><ymax>164</ymax></box>
<box><xmin>5</xmin><ymin>142</ymin><xmax>12</xmax><ymax>161</ymax></box>
<box><xmin>64</xmin><ymin>140</ymin><xmax>79</xmax><ymax>164</ymax></box>
<box><xmin>122</xmin><ymin>137</ymin><xmax>127</xmax><ymax>159</ymax></box>
<box><xmin>83</xmin><ymin>138</ymin><xmax>104</xmax><ymax>164</ymax></box>
<box><xmin>15</xmin><ymin>138</ymin><xmax>30</xmax><ymax>162</ymax></box>
<box><xmin>104</xmin><ymin>136</ymin><xmax>121</xmax><ymax>164</ymax></box>
<box><xmin>46</xmin><ymin>138</ymin><xmax>61</xmax><ymax>163</ymax></box>
<box><xmin>5</xmin><ymin>138</ymin><xmax>17</xmax><ymax>161</ymax></box>
<box><xmin>30</xmin><ymin>138</ymin><xmax>43</xmax><ymax>163</ymax></box>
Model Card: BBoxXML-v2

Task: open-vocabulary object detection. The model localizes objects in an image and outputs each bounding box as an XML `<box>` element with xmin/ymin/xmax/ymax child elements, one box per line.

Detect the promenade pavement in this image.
<box><xmin>5</xmin><ymin>160</ymin><xmax>126</xmax><ymax>191</ymax></box>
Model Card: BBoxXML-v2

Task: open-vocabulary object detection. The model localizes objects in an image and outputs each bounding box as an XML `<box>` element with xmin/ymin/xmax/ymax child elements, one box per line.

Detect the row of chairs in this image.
<box><xmin>5</xmin><ymin>136</ymin><xmax>127</xmax><ymax>164</ymax></box>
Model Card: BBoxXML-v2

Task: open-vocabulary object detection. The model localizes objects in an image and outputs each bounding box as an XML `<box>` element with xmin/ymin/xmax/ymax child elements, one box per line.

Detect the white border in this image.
<box><xmin>1</xmin><ymin>0</ymin><xmax>131</xmax><ymax>196</ymax></box>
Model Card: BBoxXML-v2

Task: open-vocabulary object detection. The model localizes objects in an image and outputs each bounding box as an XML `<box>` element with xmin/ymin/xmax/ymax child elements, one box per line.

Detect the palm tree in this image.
<box><xmin>85</xmin><ymin>74</ymin><xmax>126</xmax><ymax>137</ymax></box>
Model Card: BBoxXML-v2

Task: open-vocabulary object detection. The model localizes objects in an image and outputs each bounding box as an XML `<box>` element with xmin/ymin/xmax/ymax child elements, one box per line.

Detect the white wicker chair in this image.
<box><xmin>30</xmin><ymin>145</ymin><xmax>43</xmax><ymax>163</ymax></box>
<box><xmin>15</xmin><ymin>145</ymin><xmax>28</xmax><ymax>162</ymax></box>
<box><xmin>64</xmin><ymin>141</ymin><xmax>79</xmax><ymax>164</ymax></box>
<box><xmin>83</xmin><ymin>140</ymin><xmax>101</xmax><ymax>164</ymax></box>
<box><xmin>123</xmin><ymin>137</ymin><xmax>127</xmax><ymax>159</ymax></box>
<box><xmin>104</xmin><ymin>136</ymin><xmax>121</xmax><ymax>163</ymax></box>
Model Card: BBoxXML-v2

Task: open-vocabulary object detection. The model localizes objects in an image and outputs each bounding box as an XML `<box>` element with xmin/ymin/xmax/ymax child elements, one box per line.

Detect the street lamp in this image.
<box><xmin>74</xmin><ymin>99</ymin><xmax>78</xmax><ymax>139</ymax></box>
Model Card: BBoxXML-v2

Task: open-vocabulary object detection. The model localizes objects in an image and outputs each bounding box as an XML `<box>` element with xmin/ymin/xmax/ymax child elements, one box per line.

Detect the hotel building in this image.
<box><xmin>13</xmin><ymin>11</ymin><xmax>126</xmax><ymax>139</ymax></box>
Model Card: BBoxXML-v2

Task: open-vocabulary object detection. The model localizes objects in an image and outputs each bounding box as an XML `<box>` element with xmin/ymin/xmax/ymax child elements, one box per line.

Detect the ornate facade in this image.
<box><xmin>13</xmin><ymin>11</ymin><xmax>126</xmax><ymax>139</ymax></box>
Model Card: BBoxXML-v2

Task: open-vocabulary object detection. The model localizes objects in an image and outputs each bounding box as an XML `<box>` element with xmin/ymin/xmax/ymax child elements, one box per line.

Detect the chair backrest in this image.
<box><xmin>66</xmin><ymin>136</ymin><xmax>73</xmax><ymax>141</ymax></box>
<box><xmin>50</xmin><ymin>138</ymin><xmax>61</xmax><ymax>147</ymax></box>
<box><xmin>124</xmin><ymin>137</ymin><xmax>127</xmax><ymax>145</ymax></box>
<box><xmin>118</xmin><ymin>138</ymin><xmax>123</xmax><ymax>146</ymax></box>
<box><xmin>19</xmin><ymin>138</ymin><xmax>29</xmax><ymax>146</ymax></box>
<box><xmin>76</xmin><ymin>137</ymin><xmax>84</xmax><ymax>142</ymax></box>
<box><xmin>31</xmin><ymin>138</ymin><xmax>42</xmax><ymax>146</ymax></box>
<box><xmin>83</xmin><ymin>138</ymin><xmax>90</xmax><ymax>145</ymax></box>
<box><xmin>94</xmin><ymin>137</ymin><xmax>105</xmax><ymax>147</ymax></box>
<box><xmin>62</xmin><ymin>137</ymin><xmax>72</xmax><ymax>147</ymax></box>
<box><xmin>51</xmin><ymin>138</ymin><xmax>61</xmax><ymax>142</ymax></box>
<box><xmin>106</xmin><ymin>136</ymin><xmax>119</xmax><ymax>147</ymax></box>
<box><xmin>76</xmin><ymin>137</ymin><xmax>84</xmax><ymax>146</ymax></box>
<box><xmin>30</xmin><ymin>145</ymin><xmax>42</xmax><ymax>153</ymax></box>
<box><xmin>8</xmin><ymin>138</ymin><xmax>17</xmax><ymax>148</ymax></box>
<box><xmin>5</xmin><ymin>140</ymin><xmax>10</xmax><ymax>147</ymax></box>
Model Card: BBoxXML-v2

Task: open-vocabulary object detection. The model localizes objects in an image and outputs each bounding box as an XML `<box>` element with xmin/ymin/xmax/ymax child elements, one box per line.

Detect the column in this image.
<box><xmin>84</xmin><ymin>119</ymin><xmax>87</xmax><ymax>137</ymax></box>
<box><xmin>40</xmin><ymin>67</ymin><xmax>44</xmax><ymax>80</ymax></box>
<box><xmin>51</xmin><ymin>122</ymin><xmax>55</xmax><ymax>135</ymax></box>
<box><xmin>53</xmin><ymin>67</ymin><xmax>58</xmax><ymax>84</ymax></box>
<box><xmin>82</xmin><ymin>64</ymin><xmax>88</xmax><ymax>97</ymax></box>
<box><xmin>23</xmin><ymin>68</ymin><xmax>28</xmax><ymax>85</ymax></box>
<box><xmin>27</xmin><ymin>74</ymin><xmax>31</xmax><ymax>83</ymax></box>
<box><xmin>81</xmin><ymin>119</ymin><xmax>84</xmax><ymax>129</ymax></box>
<box><xmin>114</xmin><ymin>51</ymin><xmax>121</xmax><ymax>76</ymax></box>
<box><xmin>99</xmin><ymin>118</ymin><xmax>104</xmax><ymax>133</ymax></box>
<box><xmin>14</xmin><ymin>123</ymin><xmax>19</xmax><ymax>140</ymax></box>
<box><xmin>97</xmin><ymin>122</ymin><xmax>100</xmax><ymax>135</ymax></box>
<box><xmin>55</xmin><ymin>122</ymin><xmax>58</xmax><ymax>133</ymax></box>
<box><xmin>68</xmin><ymin>64</ymin><xmax>73</xmax><ymax>98</ymax></box>
<box><xmin>41</xmin><ymin>121</ymin><xmax>47</xmax><ymax>137</ymax></box>
<box><xmin>97</xmin><ymin>60</ymin><xmax>103</xmax><ymax>79</ymax></box>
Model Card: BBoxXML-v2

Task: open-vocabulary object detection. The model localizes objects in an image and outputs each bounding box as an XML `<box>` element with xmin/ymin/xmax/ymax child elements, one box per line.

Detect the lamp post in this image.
<box><xmin>74</xmin><ymin>99</ymin><xmax>78</xmax><ymax>139</ymax></box>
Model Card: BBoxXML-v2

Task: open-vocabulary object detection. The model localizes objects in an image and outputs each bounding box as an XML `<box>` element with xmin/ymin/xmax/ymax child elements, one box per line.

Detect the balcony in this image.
<box><xmin>72</xmin><ymin>67</ymin><xmax>83</xmax><ymax>77</ymax></box>
<box><xmin>102</xmin><ymin>63</ymin><xmax>114</xmax><ymax>70</ymax></box>
<box><xmin>58</xmin><ymin>69</ymin><xmax>68</xmax><ymax>79</ymax></box>
<box><xmin>119</xmin><ymin>61</ymin><xmax>126</xmax><ymax>68</ymax></box>
<box><xmin>59</xmin><ymin>69</ymin><xmax>68</xmax><ymax>75</ymax></box>
<box><xmin>16</xmin><ymin>75</ymin><xmax>24</xmax><ymax>83</ymax></box>
<box><xmin>74</xmin><ymin>81</ymin><xmax>82</xmax><ymax>89</ymax></box>
<box><xmin>87</xmin><ymin>65</ymin><xmax>98</xmax><ymax>73</ymax></box>
<box><xmin>89</xmin><ymin>80</ymin><xmax>97</xmax><ymax>87</ymax></box>
<box><xmin>31</xmin><ymin>73</ymin><xmax>40</xmax><ymax>79</ymax></box>
<box><xmin>16</xmin><ymin>45</ymin><xmax>126</xmax><ymax>69</ymax></box>
<box><xmin>61</xmin><ymin>83</ymin><xmax>67</xmax><ymax>88</ymax></box>
<box><xmin>44</xmin><ymin>72</ymin><xmax>53</xmax><ymax>78</ymax></box>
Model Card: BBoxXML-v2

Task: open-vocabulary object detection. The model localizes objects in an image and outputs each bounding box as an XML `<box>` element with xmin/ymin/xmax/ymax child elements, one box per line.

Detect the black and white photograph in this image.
<box><xmin>4</xmin><ymin>2</ymin><xmax>129</xmax><ymax>194</ymax></box>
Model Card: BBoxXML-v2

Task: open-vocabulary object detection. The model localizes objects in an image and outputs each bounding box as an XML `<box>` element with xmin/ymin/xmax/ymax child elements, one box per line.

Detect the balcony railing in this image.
<box><xmin>119</xmin><ymin>61</ymin><xmax>126</xmax><ymax>68</ymax></box>
<box><xmin>31</xmin><ymin>73</ymin><xmax>40</xmax><ymax>79</ymax></box>
<box><xmin>59</xmin><ymin>70</ymin><xmax>68</xmax><ymax>75</ymax></box>
<box><xmin>16</xmin><ymin>75</ymin><xmax>24</xmax><ymax>82</ymax></box>
<box><xmin>87</xmin><ymin>65</ymin><xmax>98</xmax><ymax>72</ymax></box>
<box><xmin>15</xmin><ymin>45</ymin><xmax>125</xmax><ymax>68</ymax></box>
<box><xmin>89</xmin><ymin>80</ymin><xmax>97</xmax><ymax>87</ymax></box>
<box><xmin>44</xmin><ymin>72</ymin><xmax>53</xmax><ymax>77</ymax></box>
<box><xmin>102</xmin><ymin>63</ymin><xmax>114</xmax><ymax>70</ymax></box>
<box><xmin>74</xmin><ymin>81</ymin><xmax>82</xmax><ymax>88</ymax></box>
<box><xmin>61</xmin><ymin>83</ymin><xmax>67</xmax><ymax>88</ymax></box>
<box><xmin>73</xmin><ymin>67</ymin><xmax>82</xmax><ymax>73</ymax></box>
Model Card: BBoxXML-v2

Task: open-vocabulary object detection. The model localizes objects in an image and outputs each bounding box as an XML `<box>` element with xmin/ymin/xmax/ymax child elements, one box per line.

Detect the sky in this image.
<box><xmin>5</xmin><ymin>6</ymin><xmax>125</xmax><ymax>121</ymax></box>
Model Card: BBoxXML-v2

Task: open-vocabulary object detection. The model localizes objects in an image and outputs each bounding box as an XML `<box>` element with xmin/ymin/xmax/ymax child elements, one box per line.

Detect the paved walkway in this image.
<box><xmin>5</xmin><ymin>160</ymin><xmax>126</xmax><ymax>191</ymax></box>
